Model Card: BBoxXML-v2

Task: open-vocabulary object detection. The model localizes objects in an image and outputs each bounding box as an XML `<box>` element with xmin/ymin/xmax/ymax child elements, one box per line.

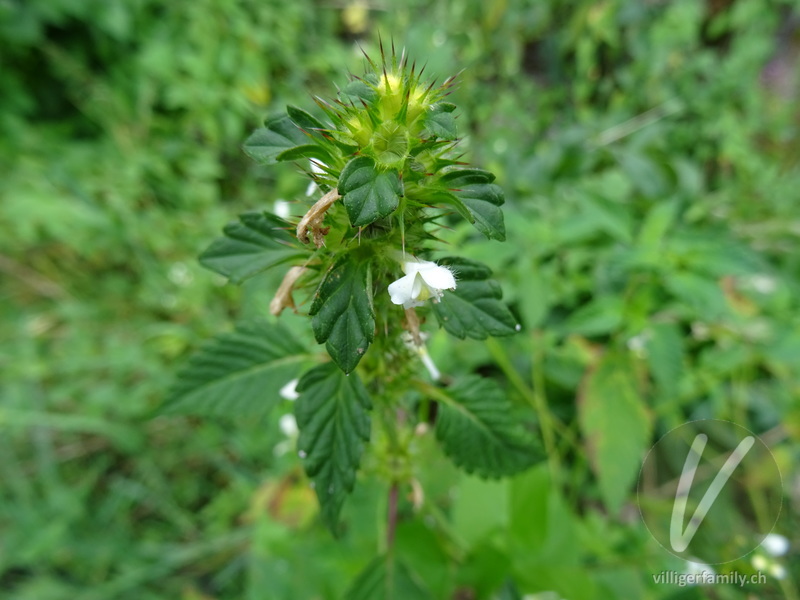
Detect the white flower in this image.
<box><xmin>306</xmin><ymin>160</ymin><xmax>327</xmax><ymax>196</ymax></box>
<box><xmin>279</xmin><ymin>414</ymin><xmax>298</xmax><ymax>437</ymax></box>
<box><xmin>762</xmin><ymin>533</ymin><xmax>790</xmax><ymax>557</ymax></box>
<box><xmin>273</xmin><ymin>199</ymin><xmax>291</xmax><ymax>219</ymax></box>
<box><xmin>388</xmin><ymin>258</ymin><xmax>456</xmax><ymax>309</ymax></box>
<box><xmin>279</xmin><ymin>378</ymin><xmax>299</xmax><ymax>401</ymax></box>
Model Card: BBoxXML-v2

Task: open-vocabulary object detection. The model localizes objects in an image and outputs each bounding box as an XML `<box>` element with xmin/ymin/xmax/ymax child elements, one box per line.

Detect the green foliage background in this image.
<box><xmin>2</xmin><ymin>0</ymin><xmax>799</xmax><ymax>598</ymax></box>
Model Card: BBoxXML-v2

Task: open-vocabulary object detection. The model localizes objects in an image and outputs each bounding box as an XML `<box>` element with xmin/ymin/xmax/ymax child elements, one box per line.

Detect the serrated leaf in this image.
<box><xmin>163</xmin><ymin>321</ymin><xmax>310</xmax><ymax>417</ymax></box>
<box><xmin>439</xmin><ymin>169</ymin><xmax>505</xmax><ymax>240</ymax></box>
<box><xmin>423</xmin><ymin>102</ymin><xmax>457</xmax><ymax>140</ymax></box>
<box><xmin>432</xmin><ymin>376</ymin><xmax>541</xmax><ymax>478</ymax></box>
<box><xmin>309</xmin><ymin>255</ymin><xmax>375</xmax><ymax>373</ymax></box>
<box><xmin>243</xmin><ymin>114</ymin><xmax>308</xmax><ymax>165</ymax></box>
<box><xmin>432</xmin><ymin>257</ymin><xmax>518</xmax><ymax>339</ymax></box>
<box><xmin>199</xmin><ymin>212</ymin><xmax>304</xmax><ymax>283</ymax></box>
<box><xmin>295</xmin><ymin>363</ymin><xmax>371</xmax><ymax>532</ymax></box>
<box><xmin>338</xmin><ymin>156</ymin><xmax>402</xmax><ymax>227</ymax></box>
<box><xmin>578</xmin><ymin>351</ymin><xmax>652</xmax><ymax>514</ymax></box>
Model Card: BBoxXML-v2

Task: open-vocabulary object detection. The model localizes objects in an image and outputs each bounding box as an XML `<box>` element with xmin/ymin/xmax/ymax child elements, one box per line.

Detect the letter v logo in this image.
<box><xmin>669</xmin><ymin>433</ymin><xmax>755</xmax><ymax>552</ymax></box>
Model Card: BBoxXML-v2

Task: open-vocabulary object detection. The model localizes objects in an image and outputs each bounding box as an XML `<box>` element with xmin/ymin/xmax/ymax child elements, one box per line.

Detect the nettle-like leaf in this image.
<box><xmin>295</xmin><ymin>362</ymin><xmax>372</xmax><ymax>532</ymax></box>
<box><xmin>309</xmin><ymin>254</ymin><xmax>375</xmax><ymax>373</ymax></box>
<box><xmin>578</xmin><ymin>351</ymin><xmax>652</xmax><ymax>514</ymax></box>
<box><xmin>432</xmin><ymin>375</ymin><xmax>541</xmax><ymax>478</ymax></box>
<box><xmin>432</xmin><ymin>257</ymin><xmax>518</xmax><ymax>339</ymax></box>
<box><xmin>423</xmin><ymin>102</ymin><xmax>457</xmax><ymax>140</ymax></box>
<box><xmin>163</xmin><ymin>321</ymin><xmax>310</xmax><ymax>417</ymax></box>
<box><xmin>243</xmin><ymin>114</ymin><xmax>308</xmax><ymax>165</ymax></box>
<box><xmin>338</xmin><ymin>156</ymin><xmax>403</xmax><ymax>227</ymax></box>
<box><xmin>199</xmin><ymin>212</ymin><xmax>305</xmax><ymax>284</ymax></box>
<box><xmin>439</xmin><ymin>169</ymin><xmax>506</xmax><ymax>240</ymax></box>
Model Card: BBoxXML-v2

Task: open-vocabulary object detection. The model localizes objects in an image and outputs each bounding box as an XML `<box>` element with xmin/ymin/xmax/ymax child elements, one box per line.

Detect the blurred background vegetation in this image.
<box><xmin>2</xmin><ymin>0</ymin><xmax>799</xmax><ymax>598</ymax></box>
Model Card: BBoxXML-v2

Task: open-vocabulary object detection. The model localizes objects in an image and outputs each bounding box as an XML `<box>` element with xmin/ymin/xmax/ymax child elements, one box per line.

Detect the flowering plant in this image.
<box><xmin>166</xmin><ymin>44</ymin><xmax>541</xmax><ymax>533</ymax></box>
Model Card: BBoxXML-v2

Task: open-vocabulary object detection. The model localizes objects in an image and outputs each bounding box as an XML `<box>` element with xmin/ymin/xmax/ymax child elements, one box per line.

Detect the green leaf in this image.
<box><xmin>286</xmin><ymin>105</ymin><xmax>327</xmax><ymax>132</ymax></box>
<box><xmin>338</xmin><ymin>156</ymin><xmax>402</xmax><ymax>227</ymax></box>
<box><xmin>646</xmin><ymin>322</ymin><xmax>684</xmax><ymax>403</ymax></box>
<box><xmin>199</xmin><ymin>212</ymin><xmax>304</xmax><ymax>284</ymax></box>
<box><xmin>578</xmin><ymin>351</ymin><xmax>652</xmax><ymax>514</ymax></box>
<box><xmin>561</xmin><ymin>295</ymin><xmax>624</xmax><ymax>336</ymax></box>
<box><xmin>163</xmin><ymin>321</ymin><xmax>310</xmax><ymax>418</ymax></box>
<box><xmin>295</xmin><ymin>363</ymin><xmax>371</xmax><ymax>532</ymax></box>
<box><xmin>432</xmin><ymin>376</ymin><xmax>541</xmax><ymax>478</ymax></box>
<box><xmin>340</xmin><ymin>79</ymin><xmax>378</xmax><ymax>105</ymax></box>
<box><xmin>423</xmin><ymin>102</ymin><xmax>457</xmax><ymax>140</ymax></box>
<box><xmin>309</xmin><ymin>254</ymin><xmax>375</xmax><ymax>373</ymax></box>
<box><xmin>243</xmin><ymin>114</ymin><xmax>308</xmax><ymax>165</ymax></box>
<box><xmin>432</xmin><ymin>257</ymin><xmax>518</xmax><ymax>339</ymax></box>
<box><xmin>413</xmin><ymin>188</ymin><xmax>473</xmax><ymax>223</ymax></box>
<box><xmin>343</xmin><ymin>555</ymin><xmax>433</xmax><ymax>600</ymax></box>
<box><xmin>275</xmin><ymin>144</ymin><xmax>332</xmax><ymax>163</ymax></box>
<box><xmin>439</xmin><ymin>169</ymin><xmax>505</xmax><ymax>240</ymax></box>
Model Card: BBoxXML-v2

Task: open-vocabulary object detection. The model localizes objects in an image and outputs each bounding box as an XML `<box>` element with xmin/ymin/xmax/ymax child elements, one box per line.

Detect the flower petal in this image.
<box><xmin>418</xmin><ymin>263</ymin><xmax>456</xmax><ymax>291</ymax></box>
<box><xmin>388</xmin><ymin>273</ymin><xmax>418</xmax><ymax>306</ymax></box>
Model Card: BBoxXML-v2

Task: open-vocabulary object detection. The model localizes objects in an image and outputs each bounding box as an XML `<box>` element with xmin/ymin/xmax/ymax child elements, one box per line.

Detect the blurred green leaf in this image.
<box><xmin>578</xmin><ymin>351</ymin><xmax>652</xmax><ymax>514</ymax></box>
<box><xmin>562</xmin><ymin>296</ymin><xmax>624</xmax><ymax>337</ymax></box>
<box><xmin>343</xmin><ymin>555</ymin><xmax>433</xmax><ymax>600</ymax></box>
<box><xmin>646</xmin><ymin>322</ymin><xmax>684</xmax><ymax>403</ymax></box>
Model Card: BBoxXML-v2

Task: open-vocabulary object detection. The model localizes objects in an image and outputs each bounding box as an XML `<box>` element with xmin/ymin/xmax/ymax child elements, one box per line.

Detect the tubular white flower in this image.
<box><xmin>388</xmin><ymin>258</ymin><xmax>456</xmax><ymax>309</ymax></box>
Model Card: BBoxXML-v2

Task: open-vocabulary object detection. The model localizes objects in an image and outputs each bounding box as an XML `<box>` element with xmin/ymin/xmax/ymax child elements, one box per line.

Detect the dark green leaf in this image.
<box><xmin>432</xmin><ymin>258</ymin><xmax>518</xmax><ymax>339</ymax></box>
<box><xmin>199</xmin><ymin>212</ymin><xmax>304</xmax><ymax>284</ymax></box>
<box><xmin>163</xmin><ymin>321</ymin><xmax>309</xmax><ymax>418</ymax></box>
<box><xmin>417</xmin><ymin>188</ymin><xmax>473</xmax><ymax>222</ymax></box>
<box><xmin>432</xmin><ymin>376</ymin><xmax>542</xmax><ymax>478</ymax></box>
<box><xmin>309</xmin><ymin>254</ymin><xmax>375</xmax><ymax>373</ymax></box>
<box><xmin>295</xmin><ymin>363</ymin><xmax>371</xmax><ymax>532</ymax></box>
<box><xmin>243</xmin><ymin>114</ymin><xmax>308</xmax><ymax>165</ymax></box>
<box><xmin>423</xmin><ymin>102</ymin><xmax>457</xmax><ymax>140</ymax></box>
<box><xmin>439</xmin><ymin>169</ymin><xmax>505</xmax><ymax>240</ymax></box>
<box><xmin>578</xmin><ymin>351</ymin><xmax>652</xmax><ymax>514</ymax></box>
<box><xmin>338</xmin><ymin>156</ymin><xmax>402</xmax><ymax>227</ymax></box>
